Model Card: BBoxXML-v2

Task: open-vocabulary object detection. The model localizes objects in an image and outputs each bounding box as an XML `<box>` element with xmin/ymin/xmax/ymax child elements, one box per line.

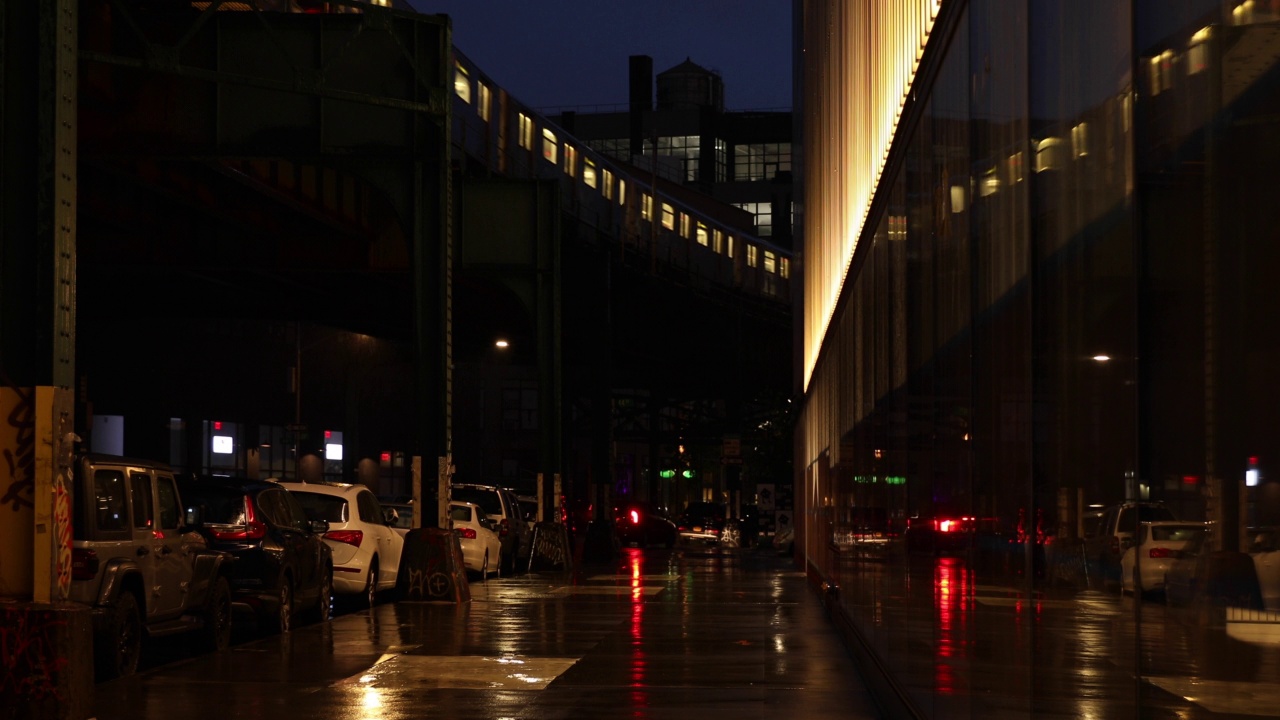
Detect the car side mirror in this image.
<box><xmin>310</xmin><ymin>519</ymin><xmax>330</xmax><ymax>534</ymax></box>
<box><xmin>384</xmin><ymin>507</ymin><xmax>399</xmax><ymax>526</ymax></box>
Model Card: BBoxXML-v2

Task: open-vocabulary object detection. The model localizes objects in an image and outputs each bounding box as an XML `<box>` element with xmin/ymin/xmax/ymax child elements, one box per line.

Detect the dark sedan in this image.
<box><xmin>616</xmin><ymin>503</ymin><xmax>677</xmax><ymax>548</ymax></box>
<box><xmin>676</xmin><ymin>502</ymin><xmax>728</xmax><ymax>545</ymax></box>
<box><xmin>179</xmin><ymin>476</ymin><xmax>333</xmax><ymax>634</ymax></box>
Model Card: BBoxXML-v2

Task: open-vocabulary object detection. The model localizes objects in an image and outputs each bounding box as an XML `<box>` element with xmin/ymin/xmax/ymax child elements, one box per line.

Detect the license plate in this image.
<box><xmin>693</xmin><ymin>526</ymin><xmax>703</xmax><ymax>532</ymax></box>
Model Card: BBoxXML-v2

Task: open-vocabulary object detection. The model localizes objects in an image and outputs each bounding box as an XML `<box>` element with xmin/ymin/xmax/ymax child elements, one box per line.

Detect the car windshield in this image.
<box><xmin>290</xmin><ymin>491</ymin><xmax>348</xmax><ymax>523</ymax></box>
<box><xmin>452</xmin><ymin>487</ymin><xmax>503</xmax><ymax>516</ymax></box>
<box><xmin>183</xmin><ymin>485</ymin><xmax>247</xmax><ymax>525</ymax></box>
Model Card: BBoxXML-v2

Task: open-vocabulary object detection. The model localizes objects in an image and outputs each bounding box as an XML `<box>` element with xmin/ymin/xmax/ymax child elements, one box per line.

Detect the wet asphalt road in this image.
<box><xmin>92</xmin><ymin>545</ymin><xmax>882</xmax><ymax>720</ymax></box>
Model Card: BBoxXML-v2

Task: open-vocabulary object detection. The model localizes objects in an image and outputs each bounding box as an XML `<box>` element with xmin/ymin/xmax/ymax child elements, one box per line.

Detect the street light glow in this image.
<box><xmin>1092</xmin><ymin>355</ymin><xmax>1111</xmax><ymax>362</ymax></box>
<box><xmin>495</xmin><ymin>339</ymin><xmax>510</xmax><ymax>348</ymax></box>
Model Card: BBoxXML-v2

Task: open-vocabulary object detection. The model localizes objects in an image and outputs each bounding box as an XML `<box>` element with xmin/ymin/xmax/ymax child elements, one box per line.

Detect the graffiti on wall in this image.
<box><xmin>1</xmin><ymin>385</ymin><xmax>36</xmax><ymax>513</ymax></box>
<box><xmin>53</xmin><ymin>472</ymin><xmax>72</xmax><ymax>598</ymax></box>
<box><xmin>0</xmin><ymin>607</ymin><xmax>68</xmax><ymax>702</ymax></box>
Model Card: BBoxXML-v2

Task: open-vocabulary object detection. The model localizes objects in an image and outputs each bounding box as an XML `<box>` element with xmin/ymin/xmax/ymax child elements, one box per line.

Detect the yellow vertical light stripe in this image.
<box><xmin>802</xmin><ymin>0</ymin><xmax>938</xmax><ymax>391</ymax></box>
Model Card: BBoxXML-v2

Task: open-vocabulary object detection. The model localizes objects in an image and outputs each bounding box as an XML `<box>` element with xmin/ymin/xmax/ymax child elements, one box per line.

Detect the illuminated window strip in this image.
<box><xmin>802</xmin><ymin>0</ymin><xmax>940</xmax><ymax>390</ymax></box>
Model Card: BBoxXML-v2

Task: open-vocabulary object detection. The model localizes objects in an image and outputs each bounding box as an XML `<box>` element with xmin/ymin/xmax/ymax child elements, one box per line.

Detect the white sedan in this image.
<box><xmin>1248</xmin><ymin>528</ymin><xmax>1280</xmax><ymax>611</ymax></box>
<box><xmin>281</xmin><ymin>482</ymin><xmax>405</xmax><ymax>607</ymax></box>
<box><xmin>1121</xmin><ymin>521</ymin><xmax>1208</xmax><ymax>595</ymax></box>
<box><xmin>450</xmin><ymin>501</ymin><xmax>502</xmax><ymax>579</ymax></box>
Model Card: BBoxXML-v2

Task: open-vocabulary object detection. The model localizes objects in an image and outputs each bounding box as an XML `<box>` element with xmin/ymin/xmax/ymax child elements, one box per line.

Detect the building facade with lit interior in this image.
<box><xmin>552</xmin><ymin>55</ymin><xmax>794</xmax><ymax>249</ymax></box>
<box><xmin>796</xmin><ymin>0</ymin><xmax>1280</xmax><ymax>716</ymax></box>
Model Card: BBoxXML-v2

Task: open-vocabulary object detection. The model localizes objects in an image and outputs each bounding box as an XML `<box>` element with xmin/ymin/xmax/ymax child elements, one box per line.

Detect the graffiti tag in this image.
<box><xmin>1</xmin><ymin>386</ymin><xmax>36</xmax><ymax>512</ymax></box>
<box><xmin>0</xmin><ymin>608</ymin><xmax>68</xmax><ymax>702</ymax></box>
<box><xmin>52</xmin><ymin>473</ymin><xmax>73</xmax><ymax>598</ymax></box>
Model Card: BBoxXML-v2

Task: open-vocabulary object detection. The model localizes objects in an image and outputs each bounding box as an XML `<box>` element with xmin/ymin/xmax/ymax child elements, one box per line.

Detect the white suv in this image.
<box><xmin>281</xmin><ymin>482</ymin><xmax>404</xmax><ymax>607</ymax></box>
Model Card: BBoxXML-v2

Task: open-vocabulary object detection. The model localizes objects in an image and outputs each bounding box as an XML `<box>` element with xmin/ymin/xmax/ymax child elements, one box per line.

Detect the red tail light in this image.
<box><xmin>211</xmin><ymin>496</ymin><xmax>267</xmax><ymax>540</ymax></box>
<box><xmin>630</xmin><ymin>510</ymin><xmax>640</xmax><ymax>525</ymax></box>
<box><xmin>72</xmin><ymin>548</ymin><xmax>99</xmax><ymax>580</ymax></box>
<box><xmin>1149</xmin><ymin>547</ymin><xmax>1172</xmax><ymax>559</ymax></box>
<box><xmin>325</xmin><ymin>530</ymin><xmax>364</xmax><ymax>547</ymax></box>
<box><xmin>499</xmin><ymin>518</ymin><xmax>510</xmax><ymax>537</ymax></box>
<box><xmin>455</xmin><ymin>527</ymin><xmax>477</xmax><ymax>540</ymax></box>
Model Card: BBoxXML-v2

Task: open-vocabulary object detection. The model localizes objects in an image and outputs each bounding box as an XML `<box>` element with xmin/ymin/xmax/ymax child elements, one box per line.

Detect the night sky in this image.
<box><xmin>407</xmin><ymin>0</ymin><xmax>793</xmax><ymax>112</ymax></box>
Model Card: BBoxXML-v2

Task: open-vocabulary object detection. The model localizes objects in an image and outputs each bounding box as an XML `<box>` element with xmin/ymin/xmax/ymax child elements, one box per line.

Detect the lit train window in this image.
<box><xmin>564</xmin><ymin>144</ymin><xmax>578</xmax><ymax>177</ymax></box>
<box><xmin>779</xmin><ymin>257</ymin><xmax>789</xmax><ymax>279</ymax></box>
<box><xmin>713</xmin><ymin>230</ymin><xmax>725</xmax><ymax>254</ymax></box>
<box><xmin>641</xmin><ymin>193</ymin><xmax>653</xmax><ymax>221</ymax></box>
<box><xmin>679</xmin><ymin>214</ymin><xmax>691</xmax><ymax>239</ymax></box>
<box><xmin>542</xmin><ymin>129</ymin><xmax>558</xmax><ymax>164</ymax></box>
<box><xmin>584</xmin><ymin>159</ymin><xmax>598</xmax><ymax>189</ymax></box>
<box><xmin>726</xmin><ymin>236</ymin><xmax>736</xmax><ymax>259</ymax></box>
<box><xmin>477</xmin><ymin>83</ymin><xmax>491</xmax><ymax>122</ymax></box>
<box><xmin>454</xmin><ymin>64</ymin><xmax>471</xmax><ymax>103</ymax></box>
<box><xmin>696</xmin><ymin>223</ymin><xmax>709</xmax><ymax>247</ymax></box>
<box><xmin>602</xmin><ymin>169</ymin><xmax>614</xmax><ymax>199</ymax></box>
<box><xmin>618</xmin><ymin>179</ymin><xmax>626</xmax><ymax>206</ymax></box>
<box><xmin>763</xmin><ymin>250</ymin><xmax>777</xmax><ymax>274</ymax></box>
<box><xmin>661</xmin><ymin>204</ymin><xmax>675</xmax><ymax>231</ymax></box>
<box><xmin>518</xmin><ymin>114</ymin><xmax>534</xmax><ymax>150</ymax></box>
<box><xmin>747</xmin><ymin>245</ymin><xmax>759</xmax><ymax>268</ymax></box>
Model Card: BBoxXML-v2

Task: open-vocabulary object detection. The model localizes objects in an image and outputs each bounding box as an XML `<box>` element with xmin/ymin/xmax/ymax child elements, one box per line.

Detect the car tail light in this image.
<box><xmin>630</xmin><ymin>509</ymin><xmax>641</xmax><ymax>525</ymax></box>
<box><xmin>325</xmin><ymin>530</ymin><xmax>364</xmax><ymax>547</ymax></box>
<box><xmin>210</xmin><ymin>496</ymin><xmax>267</xmax><ymax>540</ymax></box>
<box><xmin>72</xmin><ymin>548</ymin><xmax>99</xmax><ymax>580</ymax></box>
<box><xmin>499</xmin><ymin>518</ymin><xmax>510</xmax><ymax>537</ymax></box>
<box><xmin>1149</xmin><ymin>547</ymin><xmax>1172</xmax><ymax>559</ymax></box>
<box><xmin>455</xmin><ymin>527</ymin><xmax>477</xmax><ymax>540</ymax></box>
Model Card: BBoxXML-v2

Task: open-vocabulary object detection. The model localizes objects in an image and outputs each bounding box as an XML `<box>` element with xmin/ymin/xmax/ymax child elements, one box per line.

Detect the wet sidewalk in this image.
<box><xmin>91</xmin><ymin>546</ymin><xmax>884</xmax><ymax>719</ymax></box>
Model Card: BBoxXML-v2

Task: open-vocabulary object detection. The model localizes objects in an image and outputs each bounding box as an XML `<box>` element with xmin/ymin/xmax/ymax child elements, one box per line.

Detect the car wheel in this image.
<box><xmin>267</xmin><ymin>577</ymin><xmax>293</xmax><ymax>635</ymax></box>
<box><xmin>200</xmin><ymin>577</ymin><xmax>233</xmax><ymax>652</ymax></box>
<box><xmin>364</xmin><ymin>560</ymin><xmax>379</xmax><ymax>608</ymax></box>
<box><xmin>96</xmin><ymin>591</ymin><xmax>142</xmax><ymax>680</ymax></box>
<box><xmin>303</xmin><ymin>568</ymin><xmax>333</xmax><ymax>625</ymax></box>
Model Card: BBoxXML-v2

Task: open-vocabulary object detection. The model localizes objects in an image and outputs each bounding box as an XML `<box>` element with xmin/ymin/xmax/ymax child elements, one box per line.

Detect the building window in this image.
<box><xmin>655</xmin><ymin>135</ymin><xmax>701</xmax><ymax>182</ymax></box>
<box><xmin>586</xmin><ymin>138</ymin><xmax>632</xmax><ymax>163</ymax></box>
<box><xmin>733</xmin><ymin>202</ymin><xmax>774</xmax><ymax>237</ymax></box>
<box><xmin>696</xmin><ymin>222</ymin><xmax>709</xmax><ymax>246</ymax></box>
<box><xmin>477</xmin><ymin>82</ymin><xmax>491</xmax><ymax>122</ymax></box>
<box><xmin>733</xmin><ymin>142</ymin><xmax>791</xmax><ymax>182</ymax></box>
<box><xmin>564</xmin><ymin>144</ymin><xmax>578</xmax><ymax>177</ymax></box>
<box><xmin>454</xmin><ymin>64</ymin><xmax>471</xmax><ymax>103</ymax></box>
<box><xmin>747</xmin><ymin>244</ymin><xmax>759</xmax><ymax>267</ymax></box>
<box><xmin>601</xmin><ymin>168</ymin><xmax>614</xmax><ymax>199</ymax></box>
<box><xmin>662</xmin><ymin>203</ymin><xmax>675</xmax><ymax>230</ymax></box>
<box><xmin>642</xmin><ymin>193</ymin><xmax>653</xmax><ymax>221</ymax></box>
<box><xmin>518</xmin><ymin>113</ymin><xmax>534</xmax><ymax>150</ymax></box>
<box><xmin>542</xmin><ymin>128</ymin><xmax>558</xmax><ymax>164</ymax></box>
<box><xmin>583</xmin><ymin>158</ymin><xmax>598</xmax><ymax>188</ymax></box>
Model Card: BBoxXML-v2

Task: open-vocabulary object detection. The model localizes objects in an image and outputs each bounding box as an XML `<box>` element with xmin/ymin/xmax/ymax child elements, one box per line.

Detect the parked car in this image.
<box><xmin>676</xmin><ymin>502</ymin><xmax>728</xmax><ymax>545</ymax></box>
<box><xmin>1119</xmin><ymin>521</ymin><xmax>1208</xmax><ymax>596</ymax></box>
<box><xmin>518</xmin><ymin>494</ymin><xmax>539</xmax><ymax>532</ymax></box>
<box><xmin>1248</xmin><ymin>527</ymin><xmax>1280</xmax><ymax>611</ymax></box>
<box><xmin>450</xmin><ymin>483</ymin><xmax>525</xmax><ymax>574</ymax></box>
<box><xmin>449</xmin><ymin>501</ymin><xmax>502</xmax><ymax>579</ymax></box>
<box><xmin>616</xmin><ymin>502</ymin><xmax>678</xmax><ymax>548</ymax></box>
<box><xmin>178</xmin><ymin>476</ymin><xmax>333</xmax><ymax>633</ymax></box>
<box><xmin>280</xmin><ymin>482</ymin><xmax>405</xmax><ymax>607</ymax></box>
<box><xmin>1085</xmin><ymin>501</ymin><xmax>1177</xmax><ymax>590</ymax></box>
<box><xmin>69</xmin><ymin>454</ymin><xmax>235</xmax><ymax>680</ymax></box>
<box><xmin>1166</xmin><ymin>526</ymin><xmax>1263</xmax><ymax>614</ymax></box>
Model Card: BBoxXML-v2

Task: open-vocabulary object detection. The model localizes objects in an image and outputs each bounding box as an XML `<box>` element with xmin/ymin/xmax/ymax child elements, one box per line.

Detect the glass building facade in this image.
<box><xmin>797</xmin><ymin>1</ymin><xmax>1280</xmax><ymax>717</ymax></box>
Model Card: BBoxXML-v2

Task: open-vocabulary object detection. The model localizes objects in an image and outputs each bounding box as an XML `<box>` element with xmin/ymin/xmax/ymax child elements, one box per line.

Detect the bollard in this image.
<box><xmin>398</xmin><ymin>528</ymin><xmax>470</xmax><ymax>603</ymax></box>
